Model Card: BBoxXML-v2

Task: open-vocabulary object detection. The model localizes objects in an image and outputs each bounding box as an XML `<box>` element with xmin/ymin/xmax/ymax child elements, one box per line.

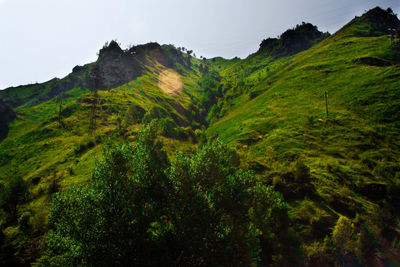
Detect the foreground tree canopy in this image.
<box><xmin>40</xmin><ymin>121</ymin><xmax>295</xmax><ymax>266</ymax></box>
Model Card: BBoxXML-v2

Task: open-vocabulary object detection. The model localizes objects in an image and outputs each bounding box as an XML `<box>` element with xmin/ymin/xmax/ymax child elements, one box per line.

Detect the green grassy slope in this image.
<box><xmin>0</xmin><ymin>51</ymin><xmax>202</xmax><ymax>182</ymax></box>
<box><xmin>1</xmin><ymin>6</ymin><xmax>400</xmax><ymax>266</ymax></box>
<box><xmin>206</xmin><ymin>7</ymin><xmax>400</xmax><ymax>261</ymax></box>
<box><xmin>0</xmin><ymin>45</ymin><xmax>208</xmax><ymax>264</ymax></box>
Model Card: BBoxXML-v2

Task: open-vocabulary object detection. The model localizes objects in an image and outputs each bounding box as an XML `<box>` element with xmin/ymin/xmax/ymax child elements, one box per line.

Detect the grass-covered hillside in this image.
<box><xmin>205</xmin><ymin>6</ymin><xmax>400</xmax><ymax>264</ymax></box>
<box><xmin>0</xmin><ymin>42</ymin><xmax>208</xmax><ymax>265</ymax></box>
<box><xmin>1</xmin><ymin>6</ymin><xmax>400</xmax><ymax>266</ymax></box>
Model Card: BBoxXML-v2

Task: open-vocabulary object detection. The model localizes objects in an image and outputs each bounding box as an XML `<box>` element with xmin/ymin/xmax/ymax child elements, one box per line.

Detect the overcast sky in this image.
<box><xmin>1</xmin><ymin>0</ymin><xmax>399</xmax><ymax>89</ymax></box>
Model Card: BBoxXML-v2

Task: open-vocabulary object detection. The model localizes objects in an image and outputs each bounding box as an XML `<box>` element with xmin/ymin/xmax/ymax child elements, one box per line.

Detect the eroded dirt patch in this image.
<box><xmin>158</xmin><ymin>69</ymin><xmax>183</xmax><ymax>96</ymax></box>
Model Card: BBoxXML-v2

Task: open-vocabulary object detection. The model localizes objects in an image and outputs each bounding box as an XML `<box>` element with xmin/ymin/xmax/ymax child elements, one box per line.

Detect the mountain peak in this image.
<box><xmin>339</xmin><ymin>7</ymin><xmax>400</xmax><ymax>37</ymax></box>
<box><xmin>361</xmin><ymin>7</ymin><xmax>400</xmax><ymax>32</ymax></box>
<box><xmin>98</xmin><ymin>40</ymin><xmax>124</xmax><ymax>57</ymax></box>
<box><xmin>362</xmin><ymin>7</ymin><xmax>398</xmax><ymax>23</ymax></box>
<box><xmin>258</xmin><ymin>22</ymin><xmax>329</xmax><ymax>57</ymax></box>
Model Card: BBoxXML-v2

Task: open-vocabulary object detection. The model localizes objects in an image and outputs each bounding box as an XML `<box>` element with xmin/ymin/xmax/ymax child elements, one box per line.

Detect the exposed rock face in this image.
<box><xmin>342</xmin><ymin>7</ymin><xmax>400</xmax><ymax>37</ymax></box>
<box><xmin>258</xmin><ymin>23</ymin><xmax>328</xmax><ymax>57</ymax></box>
<box><xmin>92</xmin><ymin>40</ymin><xmax>142</xmax><ymax>90</ymax></box>
<box><xmin>0</xmin><ymin>99</ymin><xmax>16</xmax><ymax>141</ymax></box>
<box><xmin>359</xmin><ymin>7</ymin><xmax>400</xmax><ymax>35</ymax></box>
<box><xmin>0</xmin><ymin>41</ymin><xmax>161</xmax><ymax>107</ymax></box>
<box><xmin>0</xmin><ymin>40</ymin><xmax>187</xmax><ymax>109</ymax></box>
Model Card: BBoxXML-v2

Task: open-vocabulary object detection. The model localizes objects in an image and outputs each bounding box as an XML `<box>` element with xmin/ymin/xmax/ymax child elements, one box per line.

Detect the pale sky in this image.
<box><xmin>0</xmin><ymin>0</ymin><xmax>399</xmax><ymax>89</ymax></box>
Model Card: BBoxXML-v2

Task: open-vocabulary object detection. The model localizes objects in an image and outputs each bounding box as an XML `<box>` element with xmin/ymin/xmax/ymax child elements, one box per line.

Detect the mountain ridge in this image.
<box><xmin>1</xmin><ymin>6</ymin><xmax>400</xmax><ymax>266</ymax></box>
<box><xmin>2</xmin><ymin>6</ymin><xmax>398</xmax><ymax>108</ymax></box>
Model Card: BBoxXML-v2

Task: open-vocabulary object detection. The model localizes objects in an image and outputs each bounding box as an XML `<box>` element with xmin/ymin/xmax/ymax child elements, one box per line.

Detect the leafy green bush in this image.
<box><xmin>0</xmin><ymin>177</ymin><xmax>28</xmax><ymax>222</ymax></box>
<box><xmin>124</xmin><ymin>105</ymin><xmax>145</xmax><ymax>125</ymax></box>
<box><xmin>44</xmin><ymin>121</ymin><xmax>292</xmax><ymax>266</ymax></box>
<box><xmin>331</xmin><ymin>215</ymin><xmax>380</xmax><ymax>265</ymax></box>
<box><xmin>248</xmin><ymin>184</ymin><xmax>292</xmax><ymax>264</ymax></box>
<box><xmin>18</xmin><ymin>211</ymin><xmax>31</xmax><ymax>232</ymax></box>
<box><xmin>174</xmin><ymin>126</ymin><xmax>191</xmax><ymax>140</ymax></box>
<box><xmin>158</xmin><ymin>117</ymin><xmax>177</xmax><ymax>138</ymax></box>
<box><xmin>205</xmin><ymin>104</ymin><xmax>220</xmax><ymax>124</ymax></box>
<box><xmin>194</xmin><ymin>128</ymin><xmax>207</xmax><ymax>145</ymax></box>
<box><xmin>332</xmin><ymin>216</ymin><xmax>357</xmax><ymax>255</ymax></box>
<box><xmin>197</xmin><ymin>71</ymin><xmax>223</xmax><ymax>124</ymax></box>
<box><xmin>46</xmin><ymin>121</ymin><xmax>170</xmax><ymax>266</ymax></box>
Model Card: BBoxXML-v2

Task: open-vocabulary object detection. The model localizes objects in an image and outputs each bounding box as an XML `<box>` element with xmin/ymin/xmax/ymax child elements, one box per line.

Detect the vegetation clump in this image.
<box><xmin>41</xmin><ymin>122</ymin><xmax>295</xmax><ymax>266</ymax></box>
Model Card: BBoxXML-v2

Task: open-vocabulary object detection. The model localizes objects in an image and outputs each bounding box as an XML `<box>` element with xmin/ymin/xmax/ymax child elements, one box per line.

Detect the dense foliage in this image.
<box><xmin>40</xmin><ymin>122</ymin><xmax>293</xmax><ymax>266</ymax></box>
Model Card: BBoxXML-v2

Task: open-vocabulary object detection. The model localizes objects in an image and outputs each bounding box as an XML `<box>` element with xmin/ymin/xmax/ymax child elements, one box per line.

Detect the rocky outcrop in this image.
<box><xmin>258</xmin><ymin>22</ymin><xmax>329</xmax><ymax>57</ymax></box>
<box><xmin>359</xmin><ymin>7</ymin><xmax>400</xmax><ymax>35</ymax></box>
<box><xmin>0</xmin><ymin>41</ymin><xmax>163</xmax><ymax>107</ymax></box>
<box><xmin>91</xmin><ymin>40</ymin><xmax>142</xmax><ymax>90</ymax></box>
<box><xmin>341</xmin><ymin>7</ymin><xmax>400</xmax><ymax>37</ymax></box>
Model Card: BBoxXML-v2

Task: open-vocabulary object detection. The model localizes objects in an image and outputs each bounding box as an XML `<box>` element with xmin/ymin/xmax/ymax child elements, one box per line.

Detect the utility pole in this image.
<box><xmin>88</xmin><ymin>92</ymin><xmax>97</xmax><ymax>136</ymax></box>
<box><xmin>324</xmin><ymin>91</ymin><xmax>329</xmax><ymax>119</ymax></box>
<box><xmin>89</xmin><ymin>66</ymin><xmax>101</xmax><ymax>136</ymax></box>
